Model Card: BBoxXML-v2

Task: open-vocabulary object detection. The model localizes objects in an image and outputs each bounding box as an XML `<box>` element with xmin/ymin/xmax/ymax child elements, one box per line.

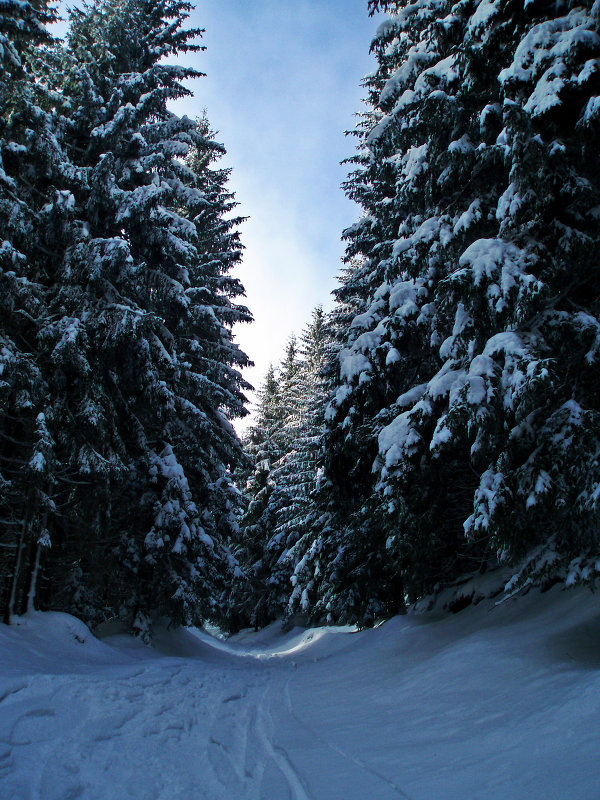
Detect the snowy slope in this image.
<box><xmin>1</xmin><ymin>586</ymin><xmax>599</xmax><ymax>800</ymax></box>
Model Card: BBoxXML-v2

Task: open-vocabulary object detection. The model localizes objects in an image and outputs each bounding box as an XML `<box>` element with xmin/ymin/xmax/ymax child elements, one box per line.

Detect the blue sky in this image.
<box><xmin>168</xmin><ymin>1</ymin><xmax>382</xmax><ymax>420</ymax></box>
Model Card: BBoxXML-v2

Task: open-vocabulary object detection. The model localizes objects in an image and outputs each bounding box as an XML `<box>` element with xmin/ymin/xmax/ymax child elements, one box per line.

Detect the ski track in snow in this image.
<box><xmin>281</xmin><ymin>681</ymin><xmax>414</xmax><ymax>800</ymax></box>
<box><xmin>1</xmin><ymin>588</ymin><xmax>600</xmax><ymax>800</ymax></box>
<box><xmin>254</xmin><ymin>685</ymin><xmax>314</xmax><ymax>800</ymax></box>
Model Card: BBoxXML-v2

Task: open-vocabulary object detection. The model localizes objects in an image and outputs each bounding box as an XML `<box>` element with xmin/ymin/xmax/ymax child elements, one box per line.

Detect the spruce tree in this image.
<box><xmin>1</xmin><ymin>0</ymin><xmax>252</xmax><ymax>633</ymax></box>
<box><xmin>237</xmin><ymin>326</ymin><xmax>332</xmax><ymax>628</ymax></box>
<box><xmin>0</xmin><ymin>0</ymin><xmax>71</xmax><ymax>620</ymax></box>
<box><xmin>235</xmin><ymin>364</ymin><xmax>286</xmax><ymax>628</ymax></box>
<box><xmin>277</xmin><ymin>308</ymin><xmax>329</xmax><ymax>539</ymax></box>
<box><xmin>322</xmin><ymin>0</ymin><xmax>600</xmax><ymax>619</ymax></box>
<box><xmin>55</xmin><ymin>0</ymin><xmax>252</xmax><ymax>633</ymax></box>
<box><xmin>267</xmin><ymin>308</ymin><xmax>331</xmax><ymax>623</ymax></box>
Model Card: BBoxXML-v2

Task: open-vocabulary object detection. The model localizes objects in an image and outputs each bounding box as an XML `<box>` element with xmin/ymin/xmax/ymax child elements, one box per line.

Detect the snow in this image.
<box><xmin>393</xmin><ymin>216</ymin><xmax>449</xmax><ymax>257</ymax></box>
<box><xmin>396</xmin><ymin>382</ymin><xmax>427</xmax><ymax>408</ymax></box>
<box><xmin>379</xmin><ymin>409</ymin><xmax>421</xmax><ymax>468</ymax></box>
<box><xmin>429</xmin><ymin>416</ymin><xmax>452</xmax><ymax>449</ymax></box>
<box><xmin>385</xmin><ymin>347</ymin><xmax>401</xmax><ymax>366</ymax></box>
<box><xmin>1</xmin><ymin>588</ymin><xmax>600</xmax><ymax>799</ymax></box>
<box><xmin>496</xmin><ymin>182</ymin><xmax>523</xmax><ymax>222</ymax></box>
<box><xmin>400</xmin><ymin>143</ymin><xmax>429</xmax><ymax>183</ymax></box>
<box><xmin>415</xmin><ymin>53</ymin><xmax>458</xmax><ymax>91</ymax></box>
<box><xmin>339</xmin><ymin>350</ymin><xmax>371</xmax><ymax>382</ymax></box>
<box><xmin>499</xmin><ymin>8</ymin><xmax>600</xmax><ymax>117</ymax></box>
<box><xmin>389</xmin><ymin>278</ymin><xmax>423</xmax><ymax>316</ymax></box>
<box><xmin>458</xmin><ymin>238</ymin><xmax>533</xmax><ymax>293</ymax></box>
<box><xmin>28</xmin><ymin>451</ymin><xmax>45</xmax><ymax>472</ymax></box>
<box><xmin>448</xmin><ymin>134</ymin><xmax>473</xmax><ymax>154</ymax></box>
<box><xmin>466</xmin><ymin>0</ymin><xmax>500</xmax><ymax>38</ymax></box>
<box><xmin>324</xmin><ymin>384</ymin><xmax>352</xmax><ymax>421</ymax></box>
<box><xmin>482</xmin><ymin>331</ymin><xmax>528</xmax><ymax>359</ymax></box>
<box><xmin>453</xmin><ymin>199</ymin><xmax>482</xmax><ymax>235</ymax></box>
<box><xmin>427</xmin><ymin>364</ymin><xmax>466</xmax><ymax>401</ymax></box>
<box><xmin>584</xmin><ymin>95</ymin><xmax>600</xmax><ymax>121</ymax></box>
<box><xmin>465</xmin><ymin>468</ymin><xmax>505</xmax><ymax>534</ymax></box>
<box><xmin>379</xmin><ymin>44</ymin><xmax>435</xmax><ymax>106</ymax></box>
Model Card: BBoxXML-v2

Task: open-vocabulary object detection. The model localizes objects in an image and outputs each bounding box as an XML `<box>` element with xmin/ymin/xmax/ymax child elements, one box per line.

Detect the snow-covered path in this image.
<box><xmin>1</xmin><ymin>587</ymin><xmax>599</xmax><ymax>800</ymax></box>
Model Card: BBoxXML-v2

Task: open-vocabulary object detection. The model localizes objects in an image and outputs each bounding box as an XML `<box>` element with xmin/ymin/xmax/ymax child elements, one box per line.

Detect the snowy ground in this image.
<box><xmin>1</xmin><ymin>586</ymin><xmax>599</xmax><ymax>800</ymax></box>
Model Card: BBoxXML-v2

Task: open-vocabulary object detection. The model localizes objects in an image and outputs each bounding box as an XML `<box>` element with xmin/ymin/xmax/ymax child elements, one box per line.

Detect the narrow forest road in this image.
<box><xmin>0</xmin><ymin>620</ymin><xmax>406</xmax><ymax>800</ymax></box>
<box><xmin>1</xmin><ymin>587</ymin><xmax>600</xmax><ymax>800</ymax></box>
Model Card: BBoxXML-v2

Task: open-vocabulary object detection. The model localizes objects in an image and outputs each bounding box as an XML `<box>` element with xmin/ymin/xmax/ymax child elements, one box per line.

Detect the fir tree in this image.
<box><xmin>237</xmin><ymin>326</ymin><xmax>330</xmax><ymax>627</ymax></box>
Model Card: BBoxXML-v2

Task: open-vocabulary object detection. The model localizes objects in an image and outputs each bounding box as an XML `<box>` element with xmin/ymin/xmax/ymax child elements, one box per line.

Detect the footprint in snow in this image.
<box><xmin>10</xmin><ymin>708</ymin><xmax>56</xmax><ymax>746</ymax></box>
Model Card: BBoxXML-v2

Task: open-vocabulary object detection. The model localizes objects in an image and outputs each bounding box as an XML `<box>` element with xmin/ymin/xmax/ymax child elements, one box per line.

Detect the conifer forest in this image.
<box><xmin>2</xmin><ymin>0</ymin><xmax>600</xmax><ymax>643</ymax></box>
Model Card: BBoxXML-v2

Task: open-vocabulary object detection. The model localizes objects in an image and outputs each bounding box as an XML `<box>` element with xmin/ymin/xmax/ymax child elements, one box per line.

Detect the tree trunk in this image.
<box><xmin>3</xmin><ymin>495</ymin><xmax>35</xmax><ymax>624</ymax></box>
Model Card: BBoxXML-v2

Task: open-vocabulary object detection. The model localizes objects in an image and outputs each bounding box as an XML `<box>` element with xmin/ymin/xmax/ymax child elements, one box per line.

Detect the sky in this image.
<box><xmin>166</xmin><ymin>1</ymin><xmax>382</xmax><ymax>423</ymax></box>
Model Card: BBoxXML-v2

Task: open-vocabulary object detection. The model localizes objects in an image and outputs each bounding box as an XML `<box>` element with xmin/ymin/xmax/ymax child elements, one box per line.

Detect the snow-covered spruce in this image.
<box><xmin>295</xmin><ymin>0</ymin><xmax>600</xmax><ymax>624</ymax></box>
<box><xmin>236</xmin><ymin>308</ymin><xmax>334</xmax><ymax>628</ymax></box>
<box><xmin>0</xmin><ymin>0</ymin><xmax>70</xmax><ymax>623</ymax></box>
<box><xmin>0</xmin><ymin>0</ymin><xmax>252</xmax><ymax>634</ymax></box>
